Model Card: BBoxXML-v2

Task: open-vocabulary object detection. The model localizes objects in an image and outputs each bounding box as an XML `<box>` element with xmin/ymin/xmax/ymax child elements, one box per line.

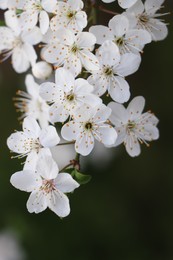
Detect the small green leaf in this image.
<box><xmin>72</xmin><ymin>170</ymin><xmax>92</xmax><ymax>185</ymax></box>
<box><xmin>0</xmin><ymin>20</ymin><xmax>5</xmax><ymax>26</ymax></box>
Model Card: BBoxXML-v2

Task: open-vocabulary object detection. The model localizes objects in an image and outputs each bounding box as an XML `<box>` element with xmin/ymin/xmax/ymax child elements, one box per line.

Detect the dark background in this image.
<box><xmin>0</xmin><ymin>1</ymin><xmax>173</xmax><ymax>259</ymax></box>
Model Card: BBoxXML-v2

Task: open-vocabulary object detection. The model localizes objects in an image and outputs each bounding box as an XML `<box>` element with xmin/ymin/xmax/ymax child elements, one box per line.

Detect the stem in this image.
<box><xmin>58</xmin><ymin>141</ymin><xmax>75</xmax><ymax>146</ymax></box>
<box><xmin>98</xmin><ymin>5</ymin><xmax>119</xmax><ymax>16</ymax></box>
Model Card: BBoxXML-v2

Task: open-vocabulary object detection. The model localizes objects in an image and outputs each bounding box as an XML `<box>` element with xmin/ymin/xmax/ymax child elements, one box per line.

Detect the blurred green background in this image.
<box><xmin>0</xmin><ymin>1</ymin><xmax>173</xmax><ymax>259</ymax></box>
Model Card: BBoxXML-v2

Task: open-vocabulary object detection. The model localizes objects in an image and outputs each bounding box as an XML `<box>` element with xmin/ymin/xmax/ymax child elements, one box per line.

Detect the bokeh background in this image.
<box><xmin>0</xmin><ymin>1</ymin><xmax>173</xmax><ymax>259</ymax></box>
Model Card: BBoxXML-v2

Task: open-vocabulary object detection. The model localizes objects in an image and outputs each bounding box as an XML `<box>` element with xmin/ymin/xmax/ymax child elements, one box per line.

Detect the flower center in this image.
<box><xmin>71</xmin><ymin>44</ymin><xmax>78</xmax><ymax>54</ymax></box>
<box><xmin>139</xmin><ymin>14</ymin><xmax>149</xmax><ymax>24</ymax></box>
<box><xmin>104</xmin><ymin>67</ymin><xmax>113</xmax><ymax>76</ymax></box>
<box><xmin>32</xmin><ymin>2</ymin><xmax>42</xmax><ymax>11</ymax></box>
<box><xmin>66</xmin><ymin>93</ymin><xmax>75</xmax><ymax>102</ymax></box>
<box><xmin>24</xmin><ymin>138</ymin><xmax>42</xmax><ymax>153</ymax></box>
<box><xmin>66</xmin><ymin>10</ymin><xmax>77</xmax><ymax>19</ymax></box>
<box><xmin>115</xmin><ymin>37</ymin><xmax>124</xmax><ymax>46</ymax></box>
<box><xmin>41</xmin><ymin>179</ymin><xmax>55</xmax><ymax>194</ymax></box>
<box><xmin>127</xmin><ymin>121</ymin><xmax>136</xmax><ymax>133</ymax></box>
<box><xmin>85</xmin><ymin>122</ymin><xmax>93</xmax><ymax>130</ymax></box>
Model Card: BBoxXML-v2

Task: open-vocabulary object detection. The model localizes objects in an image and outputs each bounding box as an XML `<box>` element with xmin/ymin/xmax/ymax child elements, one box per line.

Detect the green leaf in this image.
<box><xmin>0</xmin><ymin>20</ymin><xmax>5</xmax><ymax>26</ymax></box>
<box><xmin>72</xmin><ymin>170</ymin><xmax>92</xmax><ymax>185</ymax></box>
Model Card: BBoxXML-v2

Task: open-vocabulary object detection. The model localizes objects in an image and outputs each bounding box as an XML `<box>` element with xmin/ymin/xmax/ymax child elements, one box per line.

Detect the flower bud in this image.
<box><xmin>32</xmin><ymin>61</ymin><xmax>52</xmax><ymax>80</ymax></box>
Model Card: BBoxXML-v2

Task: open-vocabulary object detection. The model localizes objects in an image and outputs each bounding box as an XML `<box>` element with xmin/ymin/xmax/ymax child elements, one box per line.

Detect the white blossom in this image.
<box><xmin>50</xmin><ymin>0</ymin><xmax>87</xmax><ymax>33</ymax></box>
<box><xmin>14</xmin><ymin>74</ymin><xmax>50</xmax><ymax>128</ymax></box>
<box><xmin>61</xmin><ymin>104</ymin><xmax>117</xmax><ymax>156</ymax></box>
<box><xmin>108</xmin><ymin>96</ymin><xmax>159</xmax><ymax>157</ymax></box>
<box><xmin>18</xmin><ymin>0</ymin><xmax>57</xmax><ymax>34</ymax></box>
<box><xmin>88</xmin><ymin>40</ymin><xmax>141</xmax><ymax>103</ymax></box>
<box><xmin>42</xmin><ymin>28</ymin><xmax>99</xmax><ymax>76</ymax></box>
<box><xmin>125</xmin><ymin>0</ymin><xmax>168</xmax><ymax>41</ymax></box>
<box><xmin>0</xmin><ymin>10</ymin><xmax>42</xmax><ymax>73</ymax></box>
<box><xmin>102</xmin><ymin>0</ymin><xmax>138</xmax><ymax>9</ymax></box>
<box><xmin>7</xmin><ymin>116</ymin><xmax>60</xmax><ymax>168</ymax></box>
<box><xmin>40</xmin><ymin>68</ymin><xmax>102</xmax><ymax>123</ymax></box>
<box><xmin>10</xmin><ymin>154</ymin><xmax>80</xmax><ymax>217</ymax></box>
<box><xmin>90</xmin><ymin>14</ymin><xmax>151</xmax><ymax>55</ymax></box>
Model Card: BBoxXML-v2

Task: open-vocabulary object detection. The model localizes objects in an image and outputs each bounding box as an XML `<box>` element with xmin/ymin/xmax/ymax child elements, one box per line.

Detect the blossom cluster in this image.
<box><xmin>0</xmin><ymin>0</ymin><xmax>168</xmax><ymax>218</ymax></box>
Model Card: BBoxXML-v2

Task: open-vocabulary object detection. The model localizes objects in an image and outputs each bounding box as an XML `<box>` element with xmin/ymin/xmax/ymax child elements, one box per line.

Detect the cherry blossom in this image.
<box><xmin>90</xmin><ymin>14</ymin><xmax>151</xmax><ymax>55</ymax></box>
<box><xmin>108</xmin><ymin>96</ymin><xmax>159</xmax><ymax>157</ymax></box>
<box><xmin>61</xmin><ymin>104</ymin><xmax>117</xmax><ymax>156</ymax></box>
<box><xmin>125</xmin><ymin>0</ymin><xmax>168</xmax><ymax>41</ymax></box>
<box><xmin>14</xmin><ymin>74</ymin><xmax>50</xmax><ymax>128</ymax></box>
<box><xmin>88</xmin><ymin>40</ymin><xmax>141</xmax><ymax>103</ymax></box>
<box><xmin>50</xmin><ymin>0</ymin><xmax>87</xmax><ymax>33</ymax></box>
<box><xmin>42</xmin><ymin>28</ymin><xmax>99</xmax><ymax>76</ymax></box>
<box><xmin>18</xmin><ymin>0</ymin><xmax>57</xmax><ymax>34</ymax></box>
<box><xmin>0</xmin><ymin>10</ymin><xmax>42</xmax><ymax>73</ymax></box>
<box><xmin>39</xmin><ymin>68</ymin><xmax>102</xmax><ymax>123</ymax></box>
<box><xmin>10</xmin><ymin>154</ymin><xmax>80</xmax><ymax>217</ymax></box>
<box><xmin>7</xmin><ymin>116</ymin><xmax>60</xmax><ymax>168</ymax></box>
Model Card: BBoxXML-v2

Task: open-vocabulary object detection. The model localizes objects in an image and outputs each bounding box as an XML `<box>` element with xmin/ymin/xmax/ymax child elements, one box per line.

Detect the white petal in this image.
<box><xmin>36</xmin><ymin>154</ymin><xmax>58</xmax><ymax>180</ymax></box>
<box><xmin>109</xmin><ymin>15</ymin><xmax>129</xmax><ymax>37</ymax></box>
<box><xmin>22</xmin><ymin>42</ymin><xmax>37</xmax><ymax>66</ymax></box>
<box><xmin>118</xmin><ymin>0</ymin><xmax>138</xmax><ymax>9</ymax></box>
<box><xmin>55</xmin><ymin>68</ymin><xmax>74</xmax><ymax>88</ymax></box>
<box><xmin>87</xmin><ymin>73</ymin><xmax>108</xmax><ymax>97</ymax></box>
<box><xmin>127</xmin><ymin>96</ymin><xmax>145</xmax><ymax>120</ymax></box>
<box><xmin>61</xmin><ymin>121</ymin><xmax>81</xmax><ymax>141</ymax></box>
<box><xmin>114</xmin><ymin>126</ymin><xmax>126</xmax><ymax>147</ymax></box>
<box><xmin>115</xmin><ymin>53</ymin><xmax>141</xmax><ymax>77</ymax></box>
<box><xmin>79</xmin><ymin>49</ymin><xmax>99</xmax><ymax>72</ymax></box>
<box><xmin>145</xmin><ymin>0</ymin><xmax>164</xmax><ymax>15</ymax></box>
<box><xmin>24</xmin><ymin>151</ymin><xmax>39</xmax><ymax>171</ymax></box>
<box><xmin>148</xmin><ymin>20</ymin><xmax>168</xmax><ymax>41</ymax></box>
<box><xmin>95</xmin><ymin>125</ymin><xmax>117</xmax><ymax>146</ymax></box>
<box><xmin>98</xmin><ymin>40</ymin><xmax>120</xmax><ymax>67</ymax></box>
<box><xmin>41</xmin><ymin>0</ymin><xmax>57</xmax><ymax>12</ymax></box>
<box><xmin>39</xmin><ymin>10</ymin><xmax>49</xmax><ymax>34</ymax></box>
<box><xmin>125</xmin><ymin>135</ymin><xmax>141</xmax><ymax>157</ymax></box>
<box><xmin>23</xmin><ymin>116</ymin><xmax>41</xmax><ymax>138</ymax></box>
<box><xmin>7</xmin><ymin>132</ymin><xmax>31</xmax><ymax>154</ymax></box>
<box><xmin>20</xmin><ymin>10</ymin><xmax>38</xmax><ymax>31</ymax></box>
<box><xmin>27</xmin><ymin>191</ymin><xmax>48</xmax><ymax>213</ymax></box>
<box><xmin>76</xmin><ymin>32</ymin><xmax>96</xmax><ymax>48</ymax></box>
<box><xmin>126</xmin><ymin>0</ymin><xmax>144</xmax><ymax>15</ymax></box>
<box><xmin>0</xmin><ymin>27</ymin><xmax>15</xmax><ymax>51</ymax></box>
<box><xmin>49</xmin><ymin>103</ymin><xmax>69</xmax><ymax>123</ymax></box>
<box><xmin>39</xmin><ymin>82</ymin><xmax>63</xmax><ymax>102</ymax></box>
<box><xmin>4</xmin><ymin>10</ymin><xmax>20</xmax><ymax>35</ymax></box>
<box><xmin>39</xmin><ymin>126</ymin><xmax>60</xmax><ymax>147</ymax></box>
<box><xmin>12</xmin><ymin>46</ymin><xmax>30</xmax><ymax>73</ymax></box>
<box><xmin>48</xmin><ymin>190</ymin><xmax>70</xmax><ymax>217</ymax></box>
<box><xmin>55</xmin><ymin>173</ymin><xmax>79</xmax><ymax>193</ymax></box>
<box><xmin>89</xmin><ymin>25</ymin><xmax>114</xmax><ymax>45</ymax></box>
<box><xmin>108</xmin><ymin>101</ymin><xmax>128</xmax><ymax>126</ymax></box>
<box><xmin>75</xmin><ymin>133</ymin><xmax>94</xmax><ymax>156</ymax></box>
<box><xmin>109</xmin><ymin>76</ymin><xmax>130</xmax><ymax>103</ymax></box>
<box><xmin>25</xmin><ymin>74</ymin><xmax>39</xmax><ymax>97</ymax></box>
<box><xmin>63</xmin><ymin>54</ymin><xmax>82</xmax><ymax>77</ymax></box>
<box><xmin>42</xmin><ymin>43</ymin><xmax>68</xmax><ymax>64</ymax></box>
<box><xmin>93</xmin><ymin>103</ymin><xmax>112</xmax><ymax>123</ymax></box>
<box><xmin>21</xmin><ymin>26</ymin><xmax>42</xmax><ymax>45</ymax></box>
<box><xmin>10</xmin><ymin>170</ymin><xmax>42</xmax><ymax>192</ymax></box>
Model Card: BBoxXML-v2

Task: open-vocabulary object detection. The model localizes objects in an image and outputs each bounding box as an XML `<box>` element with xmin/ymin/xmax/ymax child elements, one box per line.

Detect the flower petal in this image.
<box><xmin>55</xmin><ymin>173</ymin><xmax>79</xmax><ymax>193</ymax></box>
<box><xmin>10</xmin><ymin>170</ymin><xmax>42</xmax><ymax>192</ymax></box>
<box><xmin>48</xmin><ymin>190</ymin><xmax>70</xmax><ymax>217</ymax></box>
<box><xmin>39</xmin><ymin>126</ymin><xmax>60</xmax><ymax>147</ymax></box>
<box><xmin>27</xmin><ymin>191</ymin><xmax>48</xmax><ymax>213</ymax></box>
